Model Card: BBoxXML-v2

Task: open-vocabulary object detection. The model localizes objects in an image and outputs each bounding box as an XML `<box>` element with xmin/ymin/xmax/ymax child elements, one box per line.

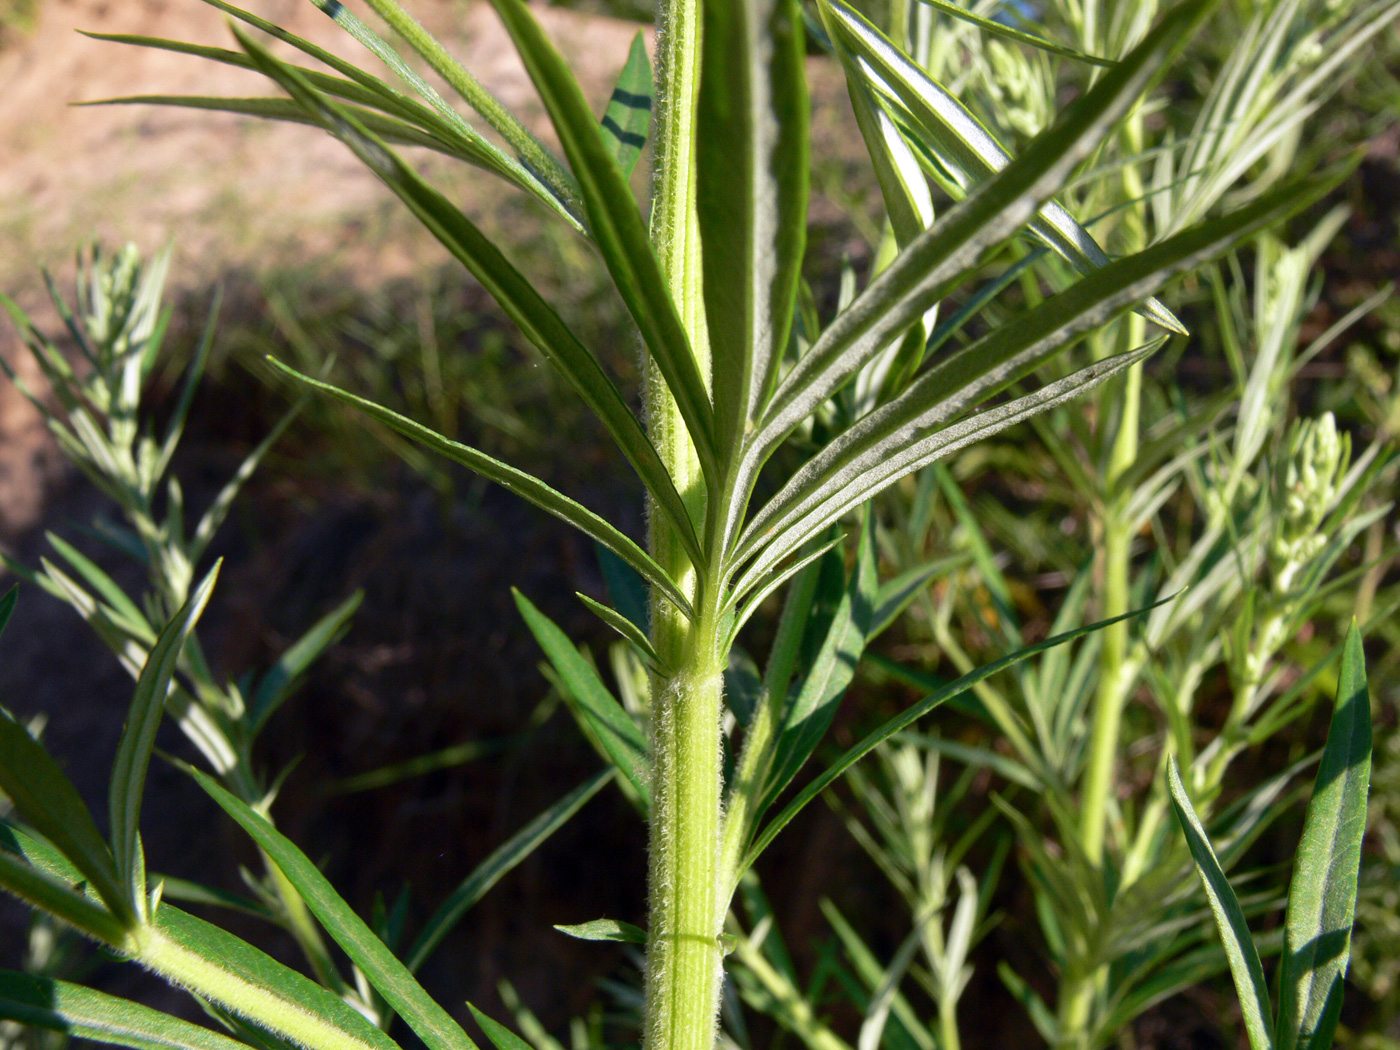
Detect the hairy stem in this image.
<box><xmin>644</xmin><ymin>0</ymin><xmax>724</xmax><ymax>1047</ymax></box>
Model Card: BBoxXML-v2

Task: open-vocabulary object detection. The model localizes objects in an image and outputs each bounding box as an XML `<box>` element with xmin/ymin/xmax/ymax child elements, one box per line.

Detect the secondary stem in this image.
<box><xmin>1061</xmin><ymin>102</ymin><xmax>1149</xmax><ymax>1047</ymax></box>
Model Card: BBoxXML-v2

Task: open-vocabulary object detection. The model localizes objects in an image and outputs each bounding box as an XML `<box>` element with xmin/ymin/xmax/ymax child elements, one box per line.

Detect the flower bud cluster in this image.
<box><xmin>1269</xmin><ymin>413</ymin><xmax>1349</xmax><ymax>591</ymax></box>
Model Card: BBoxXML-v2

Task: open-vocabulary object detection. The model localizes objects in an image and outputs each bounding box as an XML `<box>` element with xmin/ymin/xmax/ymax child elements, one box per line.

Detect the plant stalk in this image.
<box><xmin>1061</xmin><ymin>102</ymin><xmax>1150</xmax><ymax>1047</ymax></box>
<box><xmin>644</xmin><ymin>0</ymin><xmax>725</xmax><ymax>1047</ymax></box>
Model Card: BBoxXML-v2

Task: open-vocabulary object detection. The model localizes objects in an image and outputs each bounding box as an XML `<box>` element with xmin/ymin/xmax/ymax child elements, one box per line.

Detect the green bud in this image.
<box><xmin>1269</xmin><ymin>413</ymin><xmax>1349</xmax><ymax>589</ymax></box>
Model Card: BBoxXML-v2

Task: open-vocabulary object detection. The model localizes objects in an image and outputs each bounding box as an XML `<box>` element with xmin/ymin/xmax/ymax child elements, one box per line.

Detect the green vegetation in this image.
<box><xmin>1</xmin><ymin>1</ymin><xmax>1396</xmax><ymax>1050</ymax></box>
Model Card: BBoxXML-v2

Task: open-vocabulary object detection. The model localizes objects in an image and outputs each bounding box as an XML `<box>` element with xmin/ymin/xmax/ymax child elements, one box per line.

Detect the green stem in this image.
<box><xmin>1061</xmin><ymin>106</ymin><xmax>1150</xmax><ymax>1046</ymax></box>
<box><xmin>644</xmin><ymin>0</ymin><xmax>724</xmax><ymax>1047</ymax></box>
<box><xmin>647</xmin><ymin>609</ymin><xmax>726</xmax><ymax>1050</ymax></box>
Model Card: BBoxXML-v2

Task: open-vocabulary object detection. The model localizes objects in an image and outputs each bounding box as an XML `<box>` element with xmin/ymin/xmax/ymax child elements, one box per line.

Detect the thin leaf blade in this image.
<box><xmin>1167</xmin><ymin>758</ymin><xmax>1274</xmax><ymax>1050</ymax></box>
<box><xmin>269</xmin><ymin>359</ymin><xmax>691</xmax><ymax>620</ymax></box>
<box><xmin>484</xmin><ymin>0</ymin><xmax>718</xmax><ymax>480</ymax></box>
<box><xmin>408</xmin><ymin>770</ymin><xmax>613</xmax><ymax>972</ymax></box>
<box><xmin>512</xmin><ymin>590</ymin><xmax>651</xmax><ymax>806</ymax></box>
<box><xmin>110</xmin><ymin>563</ymin><xmax>220</xmax><ymax>908</ymax></box>
<box><xmin>601</xmin><ymin>33</ymin><xmax>653</xmax><ymax>177</ymax></box>
<box><xmin>1277</xmin><ymin>621</ymin><xmax>1372</xmax><ymax>1050</ymax></box>
<box><xmin>743</xmin><ymin>595</ymin><xmax>1175</xmax><ymax>876</ymax></box>
<box><xmin>0</xmin><ymin>713</ymin><xmax>130</xmax><ymax>923</ymax></box>
<box><xmin>186</xmin><ymin>771</ymin><xmax>480</xmax><ymax>1050</ymax></box>
<box><xmin>0</xmin><ymin>971</ymin><xmax>251</xmax><ymax>1050</ymax></box>
<box><xmin>553</xmin><ymin>918</ymin><xmax>647</xmax><ymax>943</ymax></box>
<box><xmin>699</xmin><ymin>0</ymin><xmax>810</xmax><ymax>459</ymax></box>
<box><xmin>232</xmin><ymin>30</ymin><xmax>701</xmax><ymax>566</ymax></box>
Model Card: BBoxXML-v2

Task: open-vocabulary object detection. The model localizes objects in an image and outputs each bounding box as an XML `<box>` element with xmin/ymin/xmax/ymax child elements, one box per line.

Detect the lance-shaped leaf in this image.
<box><xmin>485</xmin><ymin>0</ymin><xmax>719</xmax><ymax>483</ymax></box>
<box><xmin>0</xmin><ymin>850</ymin><xmax>131</xmax><ymax>947</ymax></box>
<box><xmin>0</xmin><ymin>971</ymin><xmax>252</xmax><ymax>1050</ymax></box>
<box><xmin>577</xmin><ymin>592</ymin><xmax>666</xmax><ymax>672</ymax></box>
<box><xmin>467</xmin><ymin>1005</ymin><xmax>534</xmax><ymax>1050</ymax></box>
<box><xmin>268</xmin><ymin>361</ymin><xmax>691</xmax><ymax>621</ymax></box>
<box><xmin>93</xmin><ymin>90</ymin><xmax>524</xmax><ymax>177</ymax></box>
<box><xmin>837</xmin><ymin>62</ymin><xmax>940</xmax><ymax>406</ymax></box>
<box><xmin>85</xmin><ymin>0</ymin><xmax>582</xmax><ymax>231</ymax></box>
<box><xmin>309</xmin><ymin>0</ymin><xmax>582</xmax><ymax>222</ymax></box>
<box><xmin>143</xmin><ymin>905</ymin><xmax>404</xmax><ymax>1050</ymax></box>
<box><xmin>733</xmin><ymin>162</ymin><xmax>1346</xmax><ymax>581</ymax></box>
<box><xmin>513</xmin><ymin>590</ymin><xmax>651</xmax><ymax>806</ymax></box>
<box><xmin>186</xmin><ymin>772</ymin><xmax>479</xmax><ymax>1050</ymax></box>
<box><xmin>0</xmin><ymin>712</ymin><xmax>131</xmax><ymax>924</ymax></box>
<box><xmin>110</xmin><ymin>563</ymin><xmax>220</xmax><ymax>909</ymax></box>
<box><xmin>1168</xmin><ymin>759</ymin><xmax>1274</xmax><ymax>1050</ymax></box>
<box><xmin>724</xmin><ymin>533</ymin><xmax>846</xmax><ymax>652</ymax></box>
<box><xmin>1277</xmin><ymin>622</ymin><xmax>1371</xmax><ymax>1050</ymax></box>
<box><xmin>0</xmin><ymin>584</ymin><xmax>14</xmax><ymax>636</ymax></box>
<box><xmin>739</xmin><ymin>345</ymin><xmax>1152</xmax><ymax>588</ymax></box>
<box><xmin>757</xmin><ymin>518</ymin><xmax>876</xmax><ymax>817</ymax></box>
<box><xmin>698</xmin><ymin>0</ymin><xmax>809</xmax><ymax>462</ymax></box>
<box><xmin>554</xmin><ymin>918</ymin><xmax>648</xmax><ymax>943</ymax></box>
<box><xmin>234</xmin><ymin>31</ymin><xmax>702</xmax><ymax>569</ymax></box>
<box><xmin>601</xmin><ymin>33</ymin><xmax>653</xmax><ymax>177</ymax></box>
<box><xmin>911</xmin><ymin>0</ymin><xmax>1114</xmax><ymax>65</ymax></box>
<box><xmin>824</xmin><ymin>0</ymin><xmax>1178</xmax><ymax>331</ymax></box>
<box><xmin>252</xmin><ymin>589</ymin><xmax>364</xmax><ymax>734</ymax></box>
<box><xmin>407</xmin><ymin>770</ymin><xmax>613</xmax><ymax>972</ymax></box>
<box><xmin>739</xmin><ymin>0</ymin><xmax>1217</xmax><ymax>507</ymax></box>
<box><xmin>742</xmin><ymin>594</ymin><xmax>1174</xmax><ymax>877</ymax></box>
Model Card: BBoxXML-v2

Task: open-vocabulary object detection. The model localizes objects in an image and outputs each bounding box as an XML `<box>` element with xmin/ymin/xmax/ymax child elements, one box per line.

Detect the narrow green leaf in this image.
<box><xmin>738</xmin><ymin>345</ymin><xmax>1153</xmax><ymax>588</ymax></box>
<box><xmin>553</xmin><ymin>918</ymin><xmax>647</xmax><ymax>943</ymax></box>
<box><xmin>0</xmin><ymin>713</ymin><xmax>130</xmax><ymax>923</ymax></box>
<box><xmin>576</xmin><ymin>593</ymin><xmax>667</xmax><ymax>672</ymax></box>
<box><xmin>89</xmin><ymin>92</ymin><xmax>509</xmax><ymax>164</ymax></box>
<box><xmin>1167</xmin><ymin>759</ymin><xmax>1274</xmax><ymax>1050</ymax></box>
<box><xmin>270</xmin><ymin>360</ymin><xmax>691</xmax><ymax>620</ymax></box>
<box><xmin>868</xmin><ymin>555</ymin><xmax>964</xmax><ymax>640</ymax></box>
<box><xmin>744</xmin><ymin>0</ymin><xmax>1218</xmax><ymax>489</ymax></box>
<box><xmin>155</xmin><ymin>875</ymin><xmax>274</xmax><ymax>920</ymax></box>
<box><xmin>0</xmin><ymin>971</ymin><xmax>250</xmax><ymax>1050</ymax></box>
<box><xmin>336</xmin><ymin>0</ymin><xmax>583</xmax><ymax>222</ymax></box>
<box><xmin>744</xmin><ymin>595</ymin><xmax>1173</xmax><ymax>875</ymax></box>
<box><xmin>408</xmin><ymin>770</ymin><xmax>612</xmax><ymax>972</ymax></box>
<box><xmin>467</xmin><ymin>1005</ymin><xmax>534</xmax><ymax>1050</ymax></box>
<box><xmin>483</xmin><ymin>0</ymin><xmax>718</xmax><ymax>483</ymax></box>
<box><xmin>43</xmin><ymin>534</ymin><xmax>149</xmax><ymax>641</ymax></box>
<box><xmin>0</xmin><ymin>849</ymin><xmax>130</xmax><ymax>947</ymax></box>
<box><xmin>738</xmin><ymin>159</ymin><xmax>1345</xmax><ymax>579</ymax></box>
<box><xmin>997</xmin><ymin>963</ymin><xmax>1059</xmax><ymax>1044</ymax></box>
<box><xmin>911</xmin><ymin>0</ymin><xmax>1114</xmax><ymax>65</ymax></box>
<box><xmin>820</xmin><ymin>900</ymin><xmax>935</xmax><ymax>1050</ymax></box>
<box><xmin>760</xmin><ymin>517</ymin><xmax>876</xmax><ymax>814</ymax></box>
<box><xmin>252</xmin><ymin>589</ymin><xmax>364</xmax><ymax>734</ymax></box>
<box><xmin>725</xmin><ymin>534</ymin><xmax>847</xmax><ymax>652</ymax></box>
<box><xmin>153</xmin><ymin>285</ymin><xmax>219</xmax><ymax>483</ymax></box>
<box><xmin>699</xmin><ymin>0</ymin><xmax>809</xmax><ymax>464</ymax></box>
<box><xmin>1277</xmin><ymin>622</ymin><xmax>1372</xmax><ymax>1050</ymax></box>
<box><xmin>333</xmin><ymin>737</ymin><xmax>514</xmax><ymax>796</ymax></box>
<box><xmin>83</xmin><ymin>23</ymin><xmax>575</xmax><ymax>224</ymax></box>
<box><xmin>146</xmin><ymin>905</ymin><xmax>402</xmax><ymax>1050</ymax></box>
<box><xmin>601</xmin><ymin>33</ymin><xmax>653</xmax><ymax>177</ymax></box>
<box><xmin>185</xmin><ymin>772</ymin><xmax>480</xmax><ymax>1050</ymax></box>
<box><xmin>110</xmin><ymin>563</ymin><xmax>220</xmax><ymax>909</ymax></box>
<box><xmin>824</xmin><ymin>0</ymin><xmax>1178</xmax><ymax>331</ymax></box>
<box><xmin>233</xmin><ymin>32</ymin><xmax>701</xmax><ymax>568</ymax></box>
<box><xmin>512</xmin><ymin>589</ymin><xmax>651</xmax><ymax>806</ymax></box>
